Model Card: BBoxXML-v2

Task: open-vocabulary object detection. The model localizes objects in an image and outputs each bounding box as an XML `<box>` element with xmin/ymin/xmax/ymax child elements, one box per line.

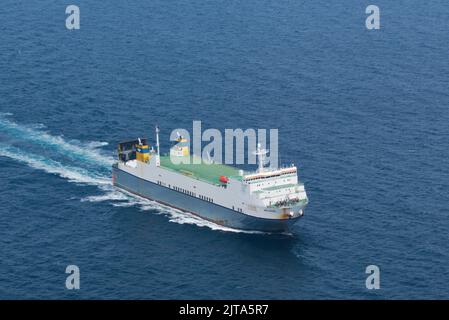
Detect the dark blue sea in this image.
<box><xmin>0</xmin><ymin>1</ymin><xmax>448</xmax><ymax>299</ymax></box>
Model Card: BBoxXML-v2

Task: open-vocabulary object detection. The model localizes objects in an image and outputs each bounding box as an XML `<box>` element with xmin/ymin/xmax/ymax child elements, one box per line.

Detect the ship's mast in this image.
<box><xmin>254</xmin><ymin>143</ymin><xmax>268</xmax><ymax>173</ymax></box>
<box><xmin>155</xmin><ymin>125</ymin><xmax>161</xmax><ymax>166</ymax></box>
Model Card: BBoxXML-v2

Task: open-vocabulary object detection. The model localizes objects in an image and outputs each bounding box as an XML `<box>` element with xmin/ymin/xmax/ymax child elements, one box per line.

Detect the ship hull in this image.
<box><xmin>112</xmin><ymin>166</ymin><xmax>302</xmax><ymax>232</ymax></box>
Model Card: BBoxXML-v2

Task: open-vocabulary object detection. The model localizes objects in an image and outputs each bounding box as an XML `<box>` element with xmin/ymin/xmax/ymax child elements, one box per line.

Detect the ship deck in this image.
<box><xmin>160</xmin><ymin>155</ymin><xmax>242</xmax><ymax>185</ymax></box>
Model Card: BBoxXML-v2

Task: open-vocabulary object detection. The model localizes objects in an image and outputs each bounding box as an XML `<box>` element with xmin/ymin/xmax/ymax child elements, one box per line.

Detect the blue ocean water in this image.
<box><xmin>0</xmin><ymin>0</ymin><xmax>448</xmax><ymax>299</ymax></box>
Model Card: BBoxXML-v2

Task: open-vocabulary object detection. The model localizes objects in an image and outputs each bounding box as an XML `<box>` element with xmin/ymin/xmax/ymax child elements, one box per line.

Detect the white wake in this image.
<box><xmin>0</xmin><ymin>145</ymin><xmax>110</xmax><ymax>186</ymax></box>
<box><xmin>0</xmin><ymin>115</ymin><xmax>114</xmax><ymax>167</ymax></box>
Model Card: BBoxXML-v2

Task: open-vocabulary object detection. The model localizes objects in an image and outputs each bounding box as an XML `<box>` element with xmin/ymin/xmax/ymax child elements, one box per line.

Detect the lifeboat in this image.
<box><xmin>219</xmin><ymin>175</ymin><xmax>229</xmax><ymax>183</ymax></box>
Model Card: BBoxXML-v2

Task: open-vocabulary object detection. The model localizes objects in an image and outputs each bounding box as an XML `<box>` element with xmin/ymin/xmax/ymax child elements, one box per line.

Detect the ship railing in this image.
<box><xmin>243</xmin><ymin>166</ymin><xmax>298</xmax><ymax>180</ymax></box>
<box><xmin>266</xmin><ymin>197</ymin><xmax>308</xmax><ymax>208</ymax></box>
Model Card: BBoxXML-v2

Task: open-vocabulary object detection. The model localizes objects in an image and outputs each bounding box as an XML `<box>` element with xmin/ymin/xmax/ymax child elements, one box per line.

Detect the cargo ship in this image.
<box><xmin>112</xmin><ymin>127</ymin><xmax>308</xmax><ymax>232</ymax></box>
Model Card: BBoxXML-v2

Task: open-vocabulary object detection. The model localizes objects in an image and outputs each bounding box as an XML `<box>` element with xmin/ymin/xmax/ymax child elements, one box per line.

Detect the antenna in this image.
<box><xmin>155</xmin><ymin>125</ymin><xmax>161</xmax><ymax>166</ymax></box>
<box><xmin>253</xmin><ymin>143</ymin><xmax>268</xmax><ymax>173</ymax></box>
